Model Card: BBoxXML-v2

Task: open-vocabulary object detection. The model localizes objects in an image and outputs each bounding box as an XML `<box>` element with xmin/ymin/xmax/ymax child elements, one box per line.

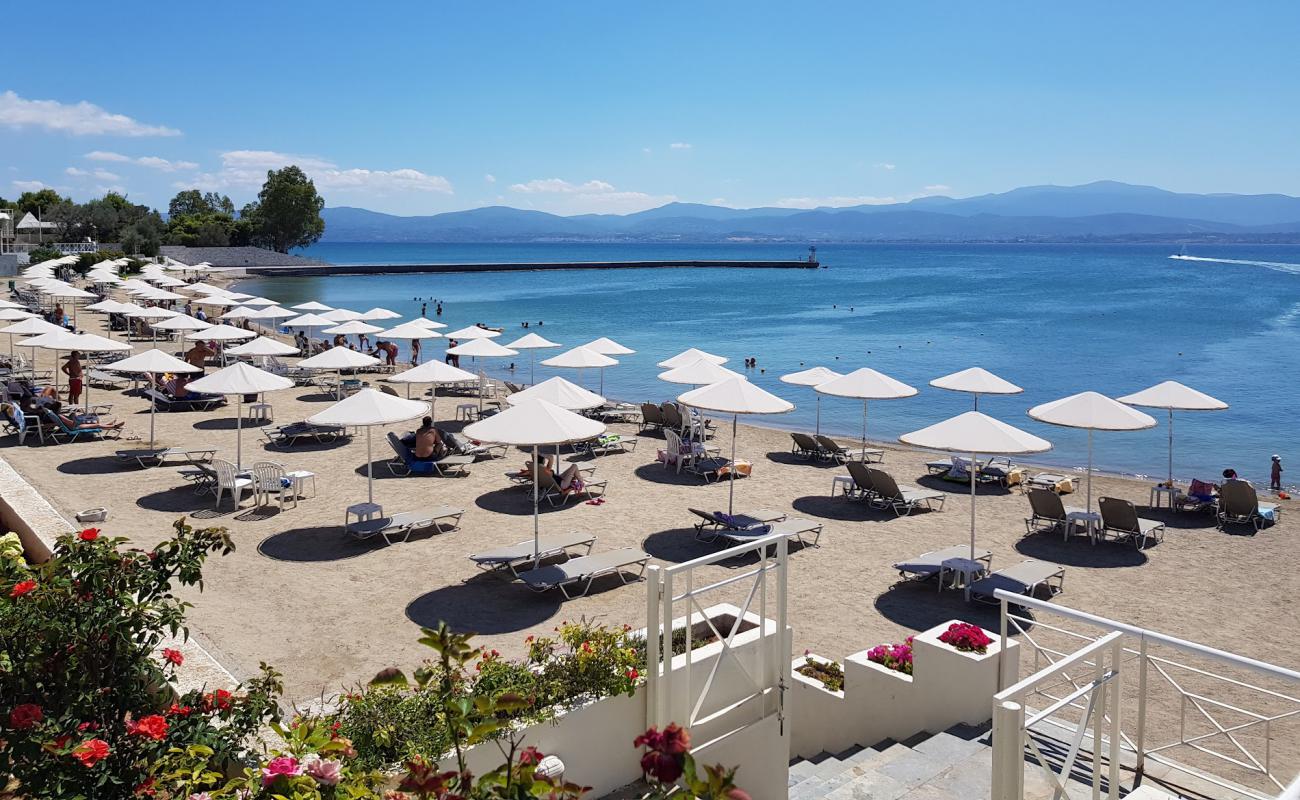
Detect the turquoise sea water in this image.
<box><xmin>237</xmin><ymin>242</ymin><xmax>1300</xmax><ymax>487</ymax></box>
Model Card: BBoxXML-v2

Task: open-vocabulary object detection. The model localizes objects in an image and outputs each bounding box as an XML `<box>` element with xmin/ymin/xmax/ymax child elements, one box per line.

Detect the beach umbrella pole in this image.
<box><xmin>728</xmin><ymin>413</ymin><xmax>738</xmax><ymax>515</ymax></box>
<box><xmin>530</xmin><ymin>351</ymin><xmax>536</xmax><ymax>386</ymax></box>
<box><xmin>860</xmin><ymin>400</ymin><xmax>869</xmax><ymax>461</ymax></box>
<box><xmin>235</xmin><ymin>395</ymin><xmax>243</xmax><ymax>470</ymax></box>
<box><xmin>1087</xmin><ymin>428</ymin><xmax>1094</xmax><ymax>515</ymax></box>
<box><xmin>149</xmin><ymin>402</ymin><xmax>157</xmax><ymax>450</ymax></box>
<box><xmin>366</xmin><ymin>428</ymin><xmax>374</xmax><ymax>505</ymax></box>
<box><xmin>969</xmin><ymin>451</ymin><xmax>977</xmax><ymax>561</ymax></box>
<box><xmin>1167</xmin><ymin>410</ymin><xmax>1174</xmax><ymax>487</ymax></box>
<box><xmin>532</xmin><ymin>445</ymin><xmax>540</xmax><ymax>565</ymax></box>
<box><xmin>815</xmin><ymin>395</ymin><xmax>821</xmax><ymax>436</ymax></box>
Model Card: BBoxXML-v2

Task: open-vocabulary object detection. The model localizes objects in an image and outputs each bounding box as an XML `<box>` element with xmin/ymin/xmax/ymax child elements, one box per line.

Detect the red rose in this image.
<box><xmin>640</xmin><ymin>749</ymin><xmax>683</xmax><ymax>783</ymax></box>
<box><xmin>627</xmin><ymin>668</ymin><xmax>639</xmax><ymax>681</ymax></box>
<box><xmin>659</xmin><ymin>723</ymin><xmax>690</xmax><ymax>755</ymax></box>
<box><xmin>518</xmin><ymin>746</ymin><xmax>544</xmax><ymax>766</ymax></box>
<box><xmin>79</xmin><ymin>528</ymin><xmax>100</xmax><ymax>542</ymax></box>
<box><xmin>9</xmin><ymin>703</ymin><xmax>42</xmax><ymax>730</ymax></box>
<box><xmin>9</xmin><ymin>580</ymin><xmax>36</xmax><ymax>599</ymax></box>
<box><xmin>126</xmin><ymin>714</ymin><xmax>168</xmax><ymax>741</ymax></box>
<box><xmin>133</xmin><ymin>777</ymin><xmax>156</xmax><ymax>796</ymax></box>
<box><xmin>161</xmin><ymin>648</ymin><xmax>183</xmax><ymax>666</ymax></box>
<box><xmin>165</xmin><ymin>703</ymin><xmax>191</xmax><ymax>717</ymax></box>
<box><xmin>203</xmin><ymin>689</ymin><xmax>233</xmax><ymax>712</ymax></box>
<box><xmin>72</xmin><ymin>738</ymin><xmax>110</xmax><ymax>767</ymax></box>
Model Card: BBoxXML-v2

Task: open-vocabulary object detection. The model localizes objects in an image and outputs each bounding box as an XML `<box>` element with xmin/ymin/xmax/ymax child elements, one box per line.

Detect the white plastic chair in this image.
<box><xmin>251</xmin><ymin>461</ymin><xmax>296</xmax><ymax>510</ymax></box>
<box><xmin>212</xmin><ymin>459</ymin><xmax>254</xmax><ymax>510</ymax></box>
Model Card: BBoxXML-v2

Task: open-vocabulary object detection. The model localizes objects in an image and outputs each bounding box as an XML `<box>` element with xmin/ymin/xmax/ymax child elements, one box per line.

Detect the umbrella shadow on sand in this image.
<box><xmin>473</xmin><ymin>487</ymin><xmax>585</xmax><ymax>516</ymax></box>
<box><xmin>1014</xmin><ymin>531</ymin><xmax>1149</xmax><ymax>568</ymax></box>
<box><xmin>136</xmin><ymin>487</ymin><xmax>234</xmax><ymax>518</ymax></box>
<box><xmin>914</xmin><ymin>474</ymin><xmax>1013</xmax><ymax>496</ymax></box>
<box><xmin>296</xmin><ymin>391</ymin><xmax>340</xmax><ymax>403</ymax></box>
<box><xmin>192</xmin><ymin>417</ymin><xmax>272</xmax><ymax>431</ymax></box>
<box><xmin>764</xmin><ymin>451</ymin><xmax>840</xmax><ymax>469</ymax></box>
<box><xmin>641</xmin><ymin>528</ymin><xmax>799</xmax><ymax>568</ymax></box>
<box><xmin>57</xmin><ymin>455</ymin><xmax>141</xmax><ymax>475</ymax></box>
<box><xmin>790</xmin><ymin>494</ymin><xmax>891</xmax><ymax>522</ymax></box>
<box><xmin>873</xmin><ymin>581</ymin><xmax>1017</xmax><ymax>634</ymax></box>
<box><xmin>632</xmin><ymin>463</ymin><xmax>711</xmax><ymax>487</ymax></box>
<box><xmin>258</xmin><ymin>524</ymin><xmax>449</xmax><ymax>563</ymax></box>
<box><xmin>406</xmin><ymin>574</ymin><xmax>562</xmax><ymax>633</ymax></box>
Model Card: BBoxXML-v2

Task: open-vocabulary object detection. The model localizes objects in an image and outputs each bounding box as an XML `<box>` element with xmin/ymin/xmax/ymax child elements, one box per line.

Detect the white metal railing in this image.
<box><xmin>644</xmin><ymin>532</ymin><xmax>788</xmax><ymax>737</ymax></box>
<box><xmin>994</xmin><ymin>630</ymin><xmax>1125</xmax><ymax>800</ymax></box>
<box><xmin>996</xmin><ymin>590</ymin><xmax>1300</xmax><ymax>799</ymax></box>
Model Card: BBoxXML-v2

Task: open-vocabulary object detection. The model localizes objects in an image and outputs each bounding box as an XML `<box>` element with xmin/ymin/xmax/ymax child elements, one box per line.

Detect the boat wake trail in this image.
<box><xmin>1169</xmin><ymin>254</ymin><xmax>1300</xmax><ymax>275</ymax></box>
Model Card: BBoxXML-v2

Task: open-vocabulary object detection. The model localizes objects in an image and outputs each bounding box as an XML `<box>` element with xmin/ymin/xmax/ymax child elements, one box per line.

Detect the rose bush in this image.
<box><xmin>937</xmin><ymin>622</ymin><xmax>993</xmax><ymax>654</ymax></box>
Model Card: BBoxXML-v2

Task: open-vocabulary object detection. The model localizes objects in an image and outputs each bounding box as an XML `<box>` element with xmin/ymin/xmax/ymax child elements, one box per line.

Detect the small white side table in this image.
<box><xmin>831</xmin><ymin>474</ymin><xmax>855</xmax><ymax>498</ymax></box>
<box><xmin>248</xmin><ymin>401</ymin><xmax>273</xmax><ymax>423</ymax></box>
<box><xmin>941</xmin><ymin>557</ymin><xmax>990</xmax><ymax>599</ymax></box>
<box><xmin>346</xmin><ymin>502</ymin><xmax>383</xmax><ymax>530</ymax></box>
<box><xmin>285</xmin><ymin>470</ymin><xmax>317</xmax><ymax>499</ymax></box>
<box><xmin>456</xmin><ymin>403</ymin><xmax>478</xmax><ymax>421</ymax></box>
<box><xmin>1149</xmin><ymin>484</ymin><xmax>1178</xmax><ymax>510</ymax></box>
<box><xmin>1066</xmin><ymin>511</ymin><xmax>1102</xmax><ymax>544</ymax></box>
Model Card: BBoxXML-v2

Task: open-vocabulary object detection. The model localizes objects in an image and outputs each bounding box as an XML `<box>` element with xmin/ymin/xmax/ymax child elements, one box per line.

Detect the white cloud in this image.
<box><xmin>64</xmin><ymin>167</ymin><xmax>120</xmax><ymax>181</ymax></box>
<box><xmin>669</xmin><ymin>142</ymin><xmax>692</xmax><ymax>150</ymax></box>
<box><xmin>484</xmin><ymin>173</ymin><xmax>496</xmax><ymax>183</ymax></box>
<box><xmin>85</xmin><ymin>150</ymin><xmax>131</xmax><ymax>163</ymax></box>
<box><xmin>65</xmin><ymin>167</ymin><xmax>87</xmax><ymax>177</ymax></box>
<box><xmin>642</xmin><ymin>147</ymin><xmax>652</xmax><ymax>155</ymax></box>
<box><xmin>181</xmin><ymin>150</ymin><xmax>452</xmax><ymax>197</ymax></box>
<box><xmin>11</xmin><ymin>179</ymin><xmax>47</xmax><ymax>192</ymax></box>
<box><xmin>0</xmin><ymin>91</ymin><xmax>179</xmax><ymax>137</ymax></box>
<box><xmin>508</xmin><ymin>177</ymin><xmax>675</xmax><ymax>213</ymax></box>
<box><xmin>874</xmin><ymin>162</ymin><xmax>896</xmax><ymax>171</ymax></box>
<box><xmin>923</xmin><ymin>184</ymin><xmax>953</xmax><ymax>194</ymax></box>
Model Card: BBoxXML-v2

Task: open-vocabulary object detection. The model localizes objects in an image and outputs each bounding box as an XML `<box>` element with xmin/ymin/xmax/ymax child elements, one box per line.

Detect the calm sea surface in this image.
<box><xmin>236</xmin><ymin>242</ymin><xmax>1300</xmax><ymax>487</ymax></box>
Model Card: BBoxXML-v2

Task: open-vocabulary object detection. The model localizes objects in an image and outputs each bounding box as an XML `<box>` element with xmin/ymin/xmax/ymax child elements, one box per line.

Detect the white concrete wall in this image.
<box><xmin>790</xmin><ymin>619</ymin><xmax>1020</xmax><ymax>758</ymax></box>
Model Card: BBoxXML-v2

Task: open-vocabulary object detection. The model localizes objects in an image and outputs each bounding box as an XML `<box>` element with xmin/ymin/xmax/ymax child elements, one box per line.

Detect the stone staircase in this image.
<box><xmin>787</xmin><ymin>723</ymin><xmax>1184</xmax><ymax>800</ymax></box>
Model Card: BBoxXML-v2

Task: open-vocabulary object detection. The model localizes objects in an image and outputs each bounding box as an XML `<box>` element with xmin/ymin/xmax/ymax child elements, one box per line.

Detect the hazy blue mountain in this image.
<box><xmin>319</xmin><ymin>182</ymin><xmax>1300</xmax><ymax>243</ymax></box>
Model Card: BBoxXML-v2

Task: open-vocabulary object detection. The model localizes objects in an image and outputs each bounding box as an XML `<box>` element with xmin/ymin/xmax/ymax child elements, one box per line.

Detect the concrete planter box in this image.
<box><xmin>788</xmin><ymin>620</ymin><xmax>1018</xmax><ymax>759</ymax></box>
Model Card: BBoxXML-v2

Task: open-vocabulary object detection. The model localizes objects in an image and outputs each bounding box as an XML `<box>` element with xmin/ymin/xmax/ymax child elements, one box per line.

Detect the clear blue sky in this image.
<box><xmin>4</xmin><ymin>1</ymin><xmax>1298</xmax><ymax>216</ymax></box>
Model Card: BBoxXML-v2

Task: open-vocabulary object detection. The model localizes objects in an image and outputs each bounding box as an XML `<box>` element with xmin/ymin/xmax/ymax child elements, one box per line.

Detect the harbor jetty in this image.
<box><xmin>240</xmin><ymin>258</ymin><xmax>820</xmax><ymax>277</ymax></box>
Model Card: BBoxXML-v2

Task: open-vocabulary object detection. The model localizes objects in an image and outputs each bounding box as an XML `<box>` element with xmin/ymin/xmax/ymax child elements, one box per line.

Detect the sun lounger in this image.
<box><xmin>86</xmin><ymin>368</ymin><xmax>128</xmax><ymax>389</ymax></box>
<box><xmin>844</xmin><ymin>461</ymin><xmax>877</xmax><ymax>501</ymax></box>
<box><xmin>816</xmin><ymin>435</ymin><xmax>884</xmax><ymax>464</ymax></box>
<box><xmin>790</xmin><ymin>432</ymin><xmax>827</xmax><ymax>460</ymax></box>
<box><xmin>575</xmin><ymin>433</ymin><xmax>639</xmax><ymax>457</ymax></box>
<box><xmin>516</xmin><ymin>547</ymin><xmax>650</xmax><ymax>599</ymax></box>
<box><xmin>639</xmin><ymin>403</ymin><xmax>665</xmax><ymax>432</ymax></box>
<box><xmin>438</xmin><ymin>429</ymin><xmax>507</xmax><ymax>460</ymax></box>
<box><xmin>1027</xmin><ymin>473</ymin><xmax>1074</xmax><ymax>494</ymax></box>
<box><xmin>893</xmin><ymin>545</ymin><xmax>994</xmax><ymax>582</ymax></box>
<box><xmin>718</xmin><ymin>518</ymin><xmax>823</xmax><ymax>548</ymax></box>
<box><xmin>867</xmin><ymin>468</ymin><xmax>946</xmax><ymax>516</ymax></box>
<box><xmin>969</xmin><ymin>560</ymin><xmax>1065</xmax><ymax>604</ymax></box>
<box><xmin>118</xmin><ymin>447</ymin><xmax>218</xmax><ymax>469</ymax></box>
<box><xmin>689</xmin><ymin>507</ymin><xmax>787</xmax><ymax>534</ymax></box>
<box><xmin>41</xmin><ymin>409</ymin><xmax>122</xmax><ymax>443</ymax></box>
<box><xmin>144</xmin><ymin>388</ymin><xmax>226</xmax><ymax>412</ymax></box>
<box><xmin>469</xmin><ymin>531</ymin><xmax>598</xmax><ymax>577</ymax></box>
<box><xmin>1098</xmin><ymin>496</ymin><xmax>1167</xmax><ymax>548</ymax></box>
<box><xmin>386</xmin><ymin>432</ymin><xmax>474</xmax><ymax>477</ymax></box>
<box><xmin>1216</xmin><ymin>479</ymin><xmax>1281</xmax><ymax>532</ymax></box>
<box><xmin>345</xmin><ymin>506</ymin><xmax>465</xmax><ymax>545</ymax></box>
<box><xmin>537</xmin><ymin>468</ymin><xmax>607</xmax><ymax>506</ymax></box>
<box><xmin>263</xmin><ymin>421</ymin><xmax>349</xmax><ymax>448</ymax></box>
<box><xmin>1024</xmin><ymin>488</ymin><xmax>1086</xmax><ymax>537</ymax></box>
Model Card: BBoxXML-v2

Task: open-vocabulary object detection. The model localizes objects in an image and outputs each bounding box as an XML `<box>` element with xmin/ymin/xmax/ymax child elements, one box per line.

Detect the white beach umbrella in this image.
<box><xmin>225</xmin><ymin>336</ymin><xmax>299</xmax><ymax>358</ymax></box>
<box><xmin>126</xmin><ymin>306</ymin><xmax>177</xmax><ymax>321</ymax></box>
<box><xmin>0</xmin><ymin>308</ymin><xmax>35</xmax><ymax>321</ymax></box>
<box><xmin>290</xmin><ymin>300</ymin><xmax>334</xmax><ymax>311</ymax></box>
<box><xmin>21</xmin><ymin>331</ymin><xmax>79</xmax><ymax>393</ymax></box>
<box><xmin>901</xmin><ymin>412</ymin><xmax>1052</xmax><ymax>566</ymax></box>
<box><xmin>583</xmin><ymin>337</ymin><xmax>635</xmax><ymax>356</ymax></box>
<box><xmin>930</xmin><ymin>367</ymin><xmax>1024</xmax><ymax>410</ymax></box>
<box><xmin>321</xmin><ymin>308</ymin><xmax>364</xmax><ymax>323</ymax></box>
<box><xmin>389</xmin><ymin>359</ymin><xmax>476</xmax><ymax>405</ymax></box>
<box><xmin>508</xmin><ymin>376</ymin><xmax>604</xmax><ymax>410</ymax></box>
<box><xmin>658</xmin><ymin>357</ymin><xmax>742</xmax><ymax>387</ymax></box>
<box><xmin>323</xmin><ymin>320</ymin><xmax>384</xmax><ymax>336</ymax></box>
<box><xmin>105</xmin><ymin>349</ymin><xmax>202</xmax><ymax>448</ymax></box>
<box><xmin>542</xmin><ymin>345</ymin><xmax>619</xmax><ymax>392</ymax></box>
<box><xmin>0</xmin><ymin>317</ymin><xmax>64</xmax><ymax>360</ymax></box>
<box><xmin>192</xmin><ymin>295</ymin><xmax>239</xmax><ymax>308</ymax></box>
<box><xmin>378</xmin><ymin>321</ymin><xmax>442</xmax><ymax>365</ymax></box>
<box><xmin>504</xmin><ymin>332</ymin><xmax>561</xmax><ymax>385</ymax></box>
<box><xmin>187</xmin><ymin>362</ymin><xmax>294</xmax><ymax>469</ymax></box>
<box><xmin>816</xmin><ymin>367</ymin><xmax>918</xmax><ymax>460</ymax></box>
<box><xmin>0</xmin><ymin>299</ymin><xmax>25</xmax><ymax>310</ymax></box>
<box><xmin>1027</xmin><ymin>391</ymin><xmax>1157</xmax><ymax>514</ymax></box>
<box><xmin>464</xmin><ymin>398</ymin><xmax>606</xmax><ymax>562</ymax></box>
<box><xmin>307</xmin><ymin>389</ymin><xmax>430</xmax><ymax>507</ymax></box>
<box><xmin>150</xmin><ymin>315</ymin><xmax>212</xmax><ymax>332</ymax></box>
<box><xmin>780</xmin><ymin>366</ymin><xmax>843</xmax><ymax>435</ymax></box>
<box><xmin>298</xmin><ymin>347</ymin><xmax>381</xmax><ymax>399</ymax></box>
<box><xmin>184</xmin><ymin>282</ymin><xmax>227</xmax><ymax>295</ymax></box>
<box><xmin>1117</xmin><ymin>381</ymin><xmax>1228</xmax><ymax>487</ymax></box>
<box><xmin>658</xmin><ymin>348</ymin><xmax>727</xmax><ymax>369</ymax></box>
<box><xmin>444</xmin><ymin>325</ymin><xmax>501</xmax><ymax>340</ymax></box>
<box><xmin>185</xmin><ymin>324</ymin><xmax>255</xmax><ymax>342</ymax></box>
<box><xmin>140</xmin><ymin>288</ymin><xmax>187</xmax><ymax>302</ymax></box>
<box><xmin>83</xmin><ymin>299</ymin><xmax>127</xmax><ymax>313</ymax></box>
<box><xmin>219</xmin><ymin>305</ymin><xmax>260</xmax><ymax>320</ymax></box>
<box><xmin>237</xmin><ymin>297</ymin><xmax>277</xmax><ymax>308</ymax></box>
<box><xmin>245</xmin><ymin>305</ymin><xmax>295</xmax><ymax>321</ymax></box>
<box><xmin>679</xmin><ymin>377</ymin><xmax>795</xmax><ymax>515</ymax></box>
<box><xmin>408</xmin><ymin>317</ymin><xmax>448</xmax><ymax>330</ymax></box>
<box><xmin>357</xmin><ymin>307</ymin><xmax>401</xmax><ymax>321</ymax></box>
<box><xmin>283</xmin><ymin>312</ymin><xmax>336</xmax><ymax>349</ymax></box>
<box><xmin>447</xmin><ymin>339</ymin><xmax>518</xmax><ymax>412</ymax></box>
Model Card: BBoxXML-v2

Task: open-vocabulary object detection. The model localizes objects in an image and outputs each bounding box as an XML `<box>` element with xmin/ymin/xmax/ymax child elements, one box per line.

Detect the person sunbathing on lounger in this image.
<box><xmin>519</xmin><ymin>453</ymin><xmax>553</xmax><ymax>479</ymax></box>
<box><xmin>49</xmin><ymin>401</ymin><xmax>124</xmax><ymax>431</ymax></box>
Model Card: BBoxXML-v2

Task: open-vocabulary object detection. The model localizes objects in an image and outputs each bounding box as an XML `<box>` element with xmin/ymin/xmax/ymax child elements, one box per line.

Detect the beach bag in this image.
<box><xmin>1055</xmin><ymin>477</ymin><xmax>1074</xmax><ymax>494</ymax></box>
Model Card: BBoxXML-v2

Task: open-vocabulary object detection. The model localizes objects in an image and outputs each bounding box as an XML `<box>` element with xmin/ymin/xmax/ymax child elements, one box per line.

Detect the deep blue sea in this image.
<box><xmin>236</xmin><ymin>242</ymin><xmax>1300</xmax><ymax>487</ymax></box>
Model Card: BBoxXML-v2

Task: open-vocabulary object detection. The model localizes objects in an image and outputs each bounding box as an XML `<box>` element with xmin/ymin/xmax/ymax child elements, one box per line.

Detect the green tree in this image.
<box><xmin>16</xmin><ymin>188</ymin><xmax>66</xmax><ymax>216</ymax></box>
<box><xmin>244</xmin><ymin>166</ymin><xmax>325</xmax><ymax>253</ymax></box>
<box><xmin>120</xmin><ymin>211</ymin><xmax>166</xmax><ymax>256</ymax></box>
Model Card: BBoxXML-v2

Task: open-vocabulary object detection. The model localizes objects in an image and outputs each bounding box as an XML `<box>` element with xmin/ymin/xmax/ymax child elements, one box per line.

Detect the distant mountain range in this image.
<box><xmin>319</xmin><ymin>181</ymin><xmax>1300</xmax><ymax>243</ymax></box>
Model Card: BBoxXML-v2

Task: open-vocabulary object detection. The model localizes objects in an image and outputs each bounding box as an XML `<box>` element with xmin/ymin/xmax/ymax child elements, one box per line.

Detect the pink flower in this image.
<box><xmin>261</xmin><ymin>755</ymin><xmax>303</xmax><ymax>785</ymax></box>
<box><xmin>304</xmin><ymin>755</ymin><xmax>343</xmax><ymax>786</ymax></box>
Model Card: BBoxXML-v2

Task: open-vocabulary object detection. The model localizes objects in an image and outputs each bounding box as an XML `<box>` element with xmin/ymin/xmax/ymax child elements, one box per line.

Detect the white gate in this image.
<box><xmin>643</xmin><ymin>532</ymin><xmax>790</xmax><ymax>787</ymax></box>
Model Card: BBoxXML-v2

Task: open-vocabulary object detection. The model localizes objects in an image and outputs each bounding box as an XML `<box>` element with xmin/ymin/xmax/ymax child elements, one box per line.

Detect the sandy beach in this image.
<box><xmin>3</xmin><ymin>310</ymin><xmax>1295</xmax><ymax>707</ymax></box>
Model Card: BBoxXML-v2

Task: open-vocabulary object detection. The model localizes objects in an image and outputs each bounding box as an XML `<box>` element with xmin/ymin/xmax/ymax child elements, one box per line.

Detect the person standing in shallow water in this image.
<box><xmin>1271</xmin><ymin>455</ymin><xmax>1284</xmax><ymax>491</ymax></box>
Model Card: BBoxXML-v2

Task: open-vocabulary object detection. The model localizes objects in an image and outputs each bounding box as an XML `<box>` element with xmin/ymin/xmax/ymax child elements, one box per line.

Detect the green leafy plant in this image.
<box><xmin>796</xmin><ymin>655</ymin><xmax>845</xmax><ymax>692</ymax></box>
<box><xmin>0</xmin><ymin>520</ymin><xmax>282</xmax><ymax>799</ymax></box>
